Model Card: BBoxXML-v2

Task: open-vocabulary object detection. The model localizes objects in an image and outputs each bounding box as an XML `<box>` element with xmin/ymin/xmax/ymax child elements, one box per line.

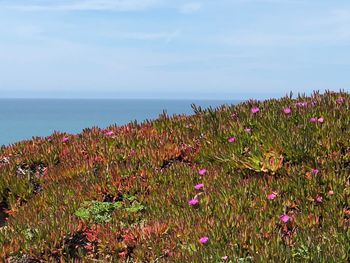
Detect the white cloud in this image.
<box><xmin>179</xmin><ymin>2</ymin><xmax>202</xmax><ymax>14</ymax></box>
<box><xmin>3</xmin><ymin>0</ymin><xmax>160</xmax><ymax>12</ymax></box>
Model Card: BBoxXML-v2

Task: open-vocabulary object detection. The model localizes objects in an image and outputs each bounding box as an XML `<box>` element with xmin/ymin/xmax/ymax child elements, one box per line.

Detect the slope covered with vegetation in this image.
<box><xmin>0</xmin><ymin>91</ymin><xmax>349</xmax><ymax>262</ymax></box>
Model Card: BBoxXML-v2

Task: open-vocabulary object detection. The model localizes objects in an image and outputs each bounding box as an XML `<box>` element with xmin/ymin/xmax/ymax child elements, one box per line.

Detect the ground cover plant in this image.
<box><xmin>0</xmin><ymin>91</ymin><xmax>349</xmax><ymax>262</ymax></box>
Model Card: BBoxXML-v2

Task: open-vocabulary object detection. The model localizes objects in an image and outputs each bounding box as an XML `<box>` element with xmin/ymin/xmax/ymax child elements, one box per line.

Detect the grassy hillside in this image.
<box><xmin>0</xmin><ymin>91</ymin><xmax>349</xmax><ymax>262</ymax></box>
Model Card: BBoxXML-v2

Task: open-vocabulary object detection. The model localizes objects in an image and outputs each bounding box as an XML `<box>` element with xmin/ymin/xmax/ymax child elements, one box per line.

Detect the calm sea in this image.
<box><xmin>0</xmin><ymin>99</ymin><xmax>239</xmax><ymax>146</ymax></box>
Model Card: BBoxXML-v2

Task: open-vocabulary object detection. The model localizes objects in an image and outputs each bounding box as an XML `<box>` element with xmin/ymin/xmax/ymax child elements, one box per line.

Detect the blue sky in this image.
<box><xmin>0</xmin><ymin>0</ymin><xmax>349</xmax><ymax>99</ymax></box>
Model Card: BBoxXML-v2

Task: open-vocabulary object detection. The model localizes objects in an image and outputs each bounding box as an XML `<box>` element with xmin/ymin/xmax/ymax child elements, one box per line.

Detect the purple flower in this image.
<box><xmin>199</xmin><ymin>169</ymin><xmax>207</xmax><ymax>175</ymax></box>
<box><xmin>296</xmin><ymin>102</ymin><xmax>308</xmax><ymax>108</ymax></box>
<box><xmin>312</xmin><ymin>168</ymin><xmax>319</xmax><ymax>175</ymax></box>
<box><xmin>317</xmin><ymin>117</ymin><xmax>324</xmax><ymax>123</ymax></box>
<box><xmin>105</xmin><ymin>130</ymin><xmax>114</xmax><ymax>136</ymax></box>
<box><xmin>199</xmin><ymin>236</ymin><xmax>209</xmax><ymax>244</ymax></box>
<box><xmin>195</xmin><ymin>183</ymin><xmax>204</xmax><ymax>190</ymax></box>
<box><xmin>267</xmin><ymin>193</ymin><xmax>277</xmax><ymax>200</ymax></box>
<box><xmin>283</xmin><ymin>107</ymin><xmax>292</xmax><ymax>114</ymax></box>
<box><xmin>244</xmin><ymin>128</ymin><xmax>252</xmax><ymax>133</ymax></box>
<box><xmin>62</xmin><ymin>137</ymin><xmax>69</xmax><ymax>143</ymax></box>
<box><xmin>251</xmin><ymin>107</ymin><xmax>260</xmax><ymax>114</ymax></box>
<box><xmin>228</xmin><ymin>137</ymin><xmax>236</xmax><ymax>143</ymax></box>
<box><xmin>309</xmin><ymin>117</ymin><xmax>317</xmax><ymax>123</ymax></box>
<box><xmin>336</xmin><ymin>97</ymin><xmax>345</xmax><ymax>104</ymax></box>
<box><xmin>280</xmin><ymin>214</ymin><xmax>290</xmax><ymax>223</ymax></box>
<box><xmin>316</xmin><ymin>195</ymin><xmax>323</xmax><ymax>203</ymax></box>
<box><xmin>189</xmin><ymin>199</ymin><xmax>199</xmax><ymax>206</ymax></box>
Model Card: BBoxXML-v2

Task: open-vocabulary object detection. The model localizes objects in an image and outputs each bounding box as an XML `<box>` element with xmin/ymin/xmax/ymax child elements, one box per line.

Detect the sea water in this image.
<box><xmin>0</xmin><ymin>99</ymin><xmax>239</xmax><ymax>146</ymax></box>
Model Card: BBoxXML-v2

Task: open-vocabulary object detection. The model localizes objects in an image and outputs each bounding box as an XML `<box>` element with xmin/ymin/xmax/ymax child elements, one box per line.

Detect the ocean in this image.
<box><xmin>0</xmin><ymin>99</ymin><xmax>239</xmax><ymax>146</ymax></box>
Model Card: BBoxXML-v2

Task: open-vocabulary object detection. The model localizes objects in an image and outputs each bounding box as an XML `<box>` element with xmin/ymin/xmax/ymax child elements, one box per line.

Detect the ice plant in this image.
<box><xmin>199</xmin><ymin>169</ymin><xmax>207</xmax><ymax>175</ymax></box>
<box><xmin>309</xmin><ymin>117</ymin><xmax>317</xmax><ymax>123</ymax></box>
<box><xmin>62</xmin><ymin>137</ymin><xmax>69</xmax><ymax>143</ymax></box>
<box><xmin>251</xmin><ymin>107</ymin><xmax>260</xmax><ymax>114</ymax></box>
<box><xmin>312</xmin><ymin>168</ymin><xmax>319</xmax><ymax>175</ymax></box>
<box><xmin>222</xmin><ymin>256</ymin><xmax>228</xmax><ymax>261</ymax></box>
<box><xmin>316</xmin><ymin>195</ymin><xmax>323</xmax><ymax>203</ymax></box>
<box><xmin>228</xmin><ymin>137</ymin><xmax>236</xmax><ymax>143</ymax></box>
<box><xmin>199</xmin><ymin>236</ymin><xmax>209</xmax><ymax>244</ymax></box>
<box><xmin>318</xmin><ymin>117</ymin><xmax>324</xmax><ymax>123</ymax></box>
<box><xmin>296</xmin><ymin>102</ymin><xmax>308</xmax><ymax>108</ymax></box>
<box><xmin>194</xmin><ymin>183</ymin><xmax>204</xmax><ymax>190</ymax></box>
<box><xmin>189</xmin><ymin>199</ymin><xmax>199</xmax><ymax>206</ymax></box>
<box><xmin>280</xmin><ymin>214</ymin><xmax>290</xmax><ymax>223</ymax></box>
<box><xmin>105</xmin><ymin>131</ymin><xmax>114</xmax><ymax>136</ymax></box>
<box><xmin>267</xmin><ymin>192</ymin><xmax>277</xmax><ymax>200</ymax></box>
<box><xmin>336</xmin><ymin>97</ymin><xmax>345</xmax><ymax>104</ymax></box>
<box><xmin>283</xmin><ymin>107</ymin><xmax>291</xmax><ymax>114</ymax></box>
<box><xmin>244</xmin><ymin>128</ymin><xmax>252</xmax><ymax>133</ymax></box>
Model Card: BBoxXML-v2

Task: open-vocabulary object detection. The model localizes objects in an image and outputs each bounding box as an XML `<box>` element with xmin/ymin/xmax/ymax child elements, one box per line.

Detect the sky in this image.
<box><xmin>0</xmin><ymin>0</ymin><xmax>349</xmax><ymax>99</ymax></box>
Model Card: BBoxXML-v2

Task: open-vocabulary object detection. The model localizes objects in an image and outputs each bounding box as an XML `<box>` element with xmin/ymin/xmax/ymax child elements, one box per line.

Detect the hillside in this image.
<box><xmin>0</xmin><ymin>91</ymin><xmax>349</xmax><ymax>262</ymax></box>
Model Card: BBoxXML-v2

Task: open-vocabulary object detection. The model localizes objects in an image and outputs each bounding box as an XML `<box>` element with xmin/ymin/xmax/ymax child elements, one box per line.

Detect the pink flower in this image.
<box><xmin>267</xmin><ymin>193</ymin><xmax>277</xmax><ymax>200</ymax></box>
<box><xmin>195</xmin><ymin>183</ymin><xmax>204</xmax><ymax>190</ymax></box>
<box><xmin>316</xmin><ymin>195</ymin><xmax>323</xmax><ymax>203</ymax></box>
<box><xmin>199</xmin><ymin>169</ymin><xmax>207</xmax><ymax>175</ymax></box>
<box><xmin>62</xmin><ymin>137</ymin><xmax>69</xmax><ymax>143</ymax></box>
<box><xmin>296</xmin><ymin>102</ymin><xmax>308</xmax><ymax>108</ymax></box>
<box><xmin>228</xmin><ymin>137</ymin><xmax>236</xmax><ymax>143</ymax></box>
<box><xmin>317</xmin><ymin>117</ymin><xmax>324</xmax><ymax>123</ymax></box>
<box><xmin>336</xmin><ymin>97</ymin><xmax>344</xmax><ymax>104</ymax></box>
<box><xmin>199</xmin><ymin>236</ymin><xmax>209</xmax><ymax>244</ymax></box>
<box><xmin>328</xmin><ymin>190</ymin><xmax>334</xmax><ymax>196</ymax></box>
<box><xmin>283</xmin><ymin>107</ymin><xmax>291</xmax><ymax>114</ymax></box>
<box><xmin>280</xmin><ymin>214</ymin><xmax>290</xmax><ymax>223</ymax></box>
<box><xmin>189</xmin><ymin>199</ymin><xmax>199</xmax><ymax>206</ymax></box>
<box><xmin>244</xmin><ymin>128</ymin><xmax>252</xmax><ymax>133</ymax></box>
<box><xmin>309</xmin><ymin>117</ymin><xmax>317</xmax><ymax>123</ymax></box>
<box><xmin>251</xmin><ymin>107</ymin><xmax>260</xmax><ymax>114</ymax></box>
<box><xmin>312</xmin><ymin>168</ymin><xmax>319</xmax><ymax>175</ymax></box>
<box><xmin>221</xmin><ymin>256</ymin><xmax>228</xmax><ymax>261</ymax></box>
<box><xmin>105</xmin><ymin>130</ymin><xmax>114</xmax><ymax>136</ymax></box>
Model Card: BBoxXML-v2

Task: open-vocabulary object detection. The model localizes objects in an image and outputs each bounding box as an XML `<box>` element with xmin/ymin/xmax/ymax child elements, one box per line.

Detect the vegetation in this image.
<box><xmin>0</xmin><ymin>91</ymin><xmax>349</xmax><ymax>262</ymax></box>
